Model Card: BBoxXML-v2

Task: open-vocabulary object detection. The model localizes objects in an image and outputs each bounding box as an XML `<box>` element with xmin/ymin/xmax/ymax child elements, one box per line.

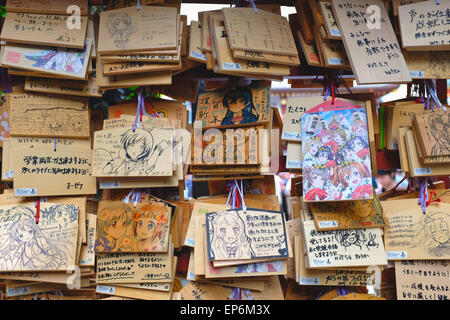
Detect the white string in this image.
<box><xmin>234</xmin><ymin>179</ymin><xmax>246</xmax><ymax>212</ymax></box>
<box><xmin>122</xmin><ymin>189</ymin><xmax>135</xmax><ymax>204</ymax></box>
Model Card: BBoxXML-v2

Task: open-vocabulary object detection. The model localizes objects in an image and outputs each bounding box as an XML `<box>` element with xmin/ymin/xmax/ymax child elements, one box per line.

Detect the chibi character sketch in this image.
<box><xmin>209</xmin><ymin>211</ymin><xmax>255</xmax><ymax>260</ymax></box>
<box><xmin>101</xmin><ymin>128</ymin><xmax>171</xmax><ymax>176</ymax></box>
<box><xmin>25</xmin><ymin>46</ymin><xmax>85</xmax><ymax>74</ymax></box>
<box><xmin>65</xmin><ymin>114</ymin><xmax>87</xmax><ymax>133</ymax></box>
<box><xmin>366</xmin><ymin>233</ymin><xmax>379</xmax><ymax>250</ymax></box>
<box><xmin>221</xmin><ymin>87</ymin><xmax>260</xmax><ymax>126</ymax></box>
<box><xmin>135</xmin><ymin>203</ymin><xmax>169</xmax><ymax>252</ymax></box>
<box><xmin>413</xmin><ymin>212</ymin><xmax>450</xmax><ymax>257</ymax></box>
<box><xmin>428</xmin><ymin>114</ymin><xmax>450</xmax><ymax>156</ymax></box>
<box><xmin>335</xmin><ymin>229</ymin><xmax>367</xmax><ymax>250</ymax></box>
<box><xmin>106</xmin><ymin>13</ymin><xmax>137</xmax><ymax>50</ymax></box>
<box><xmin>95</xmin><ymin>205</ymin><xmax>133</xmax><ymax>252</ymax></box>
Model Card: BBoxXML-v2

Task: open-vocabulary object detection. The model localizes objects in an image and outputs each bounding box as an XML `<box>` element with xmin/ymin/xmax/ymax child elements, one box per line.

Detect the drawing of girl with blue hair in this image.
<box><xmin>221</xmin><ymin>87</ymin><xmax>260</xmax><ymax>125</ymax></box>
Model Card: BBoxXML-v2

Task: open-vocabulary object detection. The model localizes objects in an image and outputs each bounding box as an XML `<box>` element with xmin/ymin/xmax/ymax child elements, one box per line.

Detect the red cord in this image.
<box><xmin>331</xmin><ymin>81</ymin><xmax>335</xmax><ymax>105</ymax></box>
<box><xmin>426</xmin><ymin>190</ymin><xmax>441</xmax><ymax>207</ymax></box>
<box><xmin>35</xmin><ymin>199</ymin><xmax>40</xmax><ymax>224</ymax></box>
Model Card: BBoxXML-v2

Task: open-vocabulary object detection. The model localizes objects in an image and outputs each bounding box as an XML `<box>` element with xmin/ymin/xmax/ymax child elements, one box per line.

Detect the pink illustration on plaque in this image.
<box><xmin>6</xmin><ymin>51</ymin><xmax>21</xmax><ymax>64</ymax></box>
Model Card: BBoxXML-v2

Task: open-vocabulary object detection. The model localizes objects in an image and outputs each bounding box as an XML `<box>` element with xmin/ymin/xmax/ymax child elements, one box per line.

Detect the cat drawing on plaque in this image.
<box><xmin>302</xmin><ymin>100</ymin><xmax>372</xmax><ymax>201</ymax></box>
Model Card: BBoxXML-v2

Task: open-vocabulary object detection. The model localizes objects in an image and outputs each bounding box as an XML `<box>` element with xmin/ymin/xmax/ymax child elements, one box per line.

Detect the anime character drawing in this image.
<box><xmin>101</xmin><ymin>128</ymin><xmax>171</xmax><ymax>176</ymax></box>
<box><xmin>302</xmin><ymin>107</ymin><xmax>372</xmax><ymax>201</ymax></box>
<box><xmin>95</xmin><ymin>204</ymin><xmax>133</xmax><ymax>252</ymax></box>
<box><xmin>413</xmin><ymin>212</ymin><xmax>450</xmax><ymax>257</ymax></box>
<box><xmin>302</xmin><ymin>137</ymin><xmax>322</xmax><ymax>168</ymax></box>
<box><xmin>25</xmin><ymin>46</ymin><xmax>86</xmax><ymax>74</ymax></box>
<box><xmin>334</xmin><ymin>229</ymin><xmax>367</xmax><ymax>250</ymax></box>
<box><xmin>337</xmin><ymin>161</ymin><xmax>372</xmax><ymax>200</ymax></box>
<box><xmin>303</xmin><ymin>165</ymin><xmax>330</xmax><ymax>201</ymax></box>
<box><xmin>106</xmin><ymin>13</ymin><xmax>137</xmax><ymax>50</ymax></box>
<box><xmin>0</xmin><ymin>205</ymin><xmax>77</xmax><ymax>271</ymax></box>
<box><xmin>208</xmin><ymin>211</ymin><xmax>255</xmax><ymax>260</ymax></box>
<box><xmin>135</xmin><ymin>203</ymin><xmax>169</xmax><ymax>252</ymax></box>
<box><xmin>221</xmin><ymin>87</ymin><xmax>260</xmax><ymax>126</ymax></box>
<box><xmin>428</xmin><ymin>114</ymin><xmax>450</xmax><ymax>156</ymax></box>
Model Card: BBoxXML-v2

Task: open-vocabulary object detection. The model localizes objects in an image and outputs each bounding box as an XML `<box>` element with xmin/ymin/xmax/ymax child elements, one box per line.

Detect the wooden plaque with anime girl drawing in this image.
<box><xmin>195</xmin><ymin>85</ymin><xmax>271</xmax><ymax>128</ymax></box>
<box><xmin>302</xmin><ymin>100</ymin><xmax>373</xmax><ymax>202</ymax></box>
<box><xmin>0</xmin><ymin>202</ymin><xmax>79</xmax><ymax>271</ymax></box>
<box><xmin>94</xmin><ymin>197</ymin><xmax>175</xmax><ymax>253</ymax></box>
<box><xmin>205</xmin><ymin>208</ymin><xmax>289</xmax><ymax>261</ymax></box>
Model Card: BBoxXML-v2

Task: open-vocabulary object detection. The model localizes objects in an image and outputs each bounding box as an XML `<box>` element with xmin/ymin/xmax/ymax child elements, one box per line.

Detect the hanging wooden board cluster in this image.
<box><xmin>331</xmin><ymin>0</ymin><xmax>411</xmax><ymax>84</ymax></box>
<box><xmin>187</xmin><ymin>6</ymin><xmax>300</xmax><ymax>79</ymax></box>
<box><xmin>292</xmin><ymin>1</ymin><xmax>350</xmax><ymax>69</ymax></box>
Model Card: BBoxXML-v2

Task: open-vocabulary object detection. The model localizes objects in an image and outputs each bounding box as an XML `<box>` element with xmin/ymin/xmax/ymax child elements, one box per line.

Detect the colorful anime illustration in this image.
<box><xmin>221</xmin><ymin>87</ymin><xmax>260</xmax><ymax>126</ymax></box>
<box><xmin>302</xmin><ymin>107</ymin><xmax>372</xmax><ymax>201</ymax></box>
<box><xmin>24</xmin><ymin>42</ymin><xmax>89</xmax><ymax>74</ymax></box>
<box><xmin>95</xmin><ymin>198</ymin><xmax>173</xmax><ymax>253</ymax></box>
<box><xmin>195</xmin><ymin>85</ymin><xmax>270</xmax><ymax>128</ymax></box>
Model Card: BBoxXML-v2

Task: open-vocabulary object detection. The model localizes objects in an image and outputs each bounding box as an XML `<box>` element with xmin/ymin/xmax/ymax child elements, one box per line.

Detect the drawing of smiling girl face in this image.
<box><xmin>352</xmin><ymin>138</ymin><xmax>365</xmax><ymax>153</ymax></box>
<box><xmin>17</xmin><ymin>224</ymin><xmax>35</xmax><ymax>243</ymax></box>
<box><xmin>137</xmin><ymin>217</ymin><xmax>157</xmax><ymax>240</ymax></box>
<box><xmin>345</xmin><ymin>166</ymin><xmax>362</xmax><ymax>188</ymax></box>
<box><xmin>342</xmin><ymin>146</ymin><xmax>355</xmax><ymax>159</ymax></box>
<box><xmin>344</xmin><ymin>230</ymin><xmax>358</xmax><ymax>245</ymax></box>
<box><xmin>430</xmin><ymin>218</ymin><xmax>450</xmax><ymax>245</ymax></box>
<box><xmin>219</xmin><ymin>221</ymin><xmax>241</xmax><ymax>245</ymax></box>
<box><xmin>105</xmin><ymin>211</ymin><xmax>128</xmax><ymax>239</ymax></box>
<box><xmin>317</xmin><ymin>151</ymin><xmax>329</xmax><ymax>165</ymax></box>
<box><xmin>309</xmin><ymin>140</ymin><xmax>321</xmax><ymax>155</ymax></box>
<box><xmin>311</xmin><ymin>173</ymin><xmax>325</xmax><ymax>189</ymax></box>
<box><xmin>334</xmin><ymin>133</ymin><xmax>345</xmax><ymax>145</ymax></box>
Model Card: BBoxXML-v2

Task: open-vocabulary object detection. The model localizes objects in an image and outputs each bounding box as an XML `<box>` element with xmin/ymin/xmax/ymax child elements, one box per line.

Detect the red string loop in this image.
<box><xmin>35</xmin><ymin>199</ymin><xmax>40</xmax><ymax>224</ymax></box>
